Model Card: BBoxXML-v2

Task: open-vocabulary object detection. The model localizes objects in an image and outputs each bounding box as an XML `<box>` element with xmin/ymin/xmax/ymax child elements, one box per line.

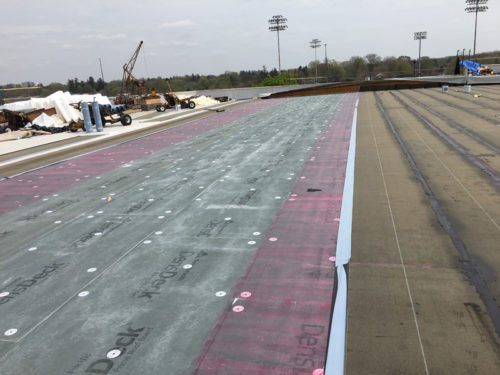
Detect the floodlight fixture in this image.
<box><xmin>268</xmin><ymin>15</ymin><xmax>288</xmax><ymax>72</ymax></box>
<box><xmin>413</xmin><ymin>31</ymin><xmax>427</xmax><ymax>40</ymax></box>
<box><xmin>413</xmin><ymin>31</ymin><xmax>427</xmax><ymax>76</ymax></box>
<box><xmin>465</xmin><ymin>0</ymin><xmax>488</xmax><ymax>57</ymax></box>
<box><xmin>310</xmin><ymin>39</ymin><xmax>321</xmax><ymax>83</ymax></box>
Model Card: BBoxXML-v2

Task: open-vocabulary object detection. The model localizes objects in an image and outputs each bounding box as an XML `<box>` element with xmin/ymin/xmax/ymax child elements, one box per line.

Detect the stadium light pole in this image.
<box><xmin>310</xmin><ymin>38</ymin><xmax>321</xmax><ymax>83</ymax></box>
<box><xmin>268</xmin><ymin>15</ymin><xmax>288</xmax><ymax>73</ymax></box>
<box><xmin>98</xmin><ymin>57</ymin><xmax>105</xmax><ymax>82</ymax></box>
<box><xmin>465</xmin><ymin>0</ymin><xmax>488</xmax><ymax>58</ymax></box>
<box><xmin>414</xmin><ymin>31</ymin><xmax>427</xmax><ymax>76</ymax></box>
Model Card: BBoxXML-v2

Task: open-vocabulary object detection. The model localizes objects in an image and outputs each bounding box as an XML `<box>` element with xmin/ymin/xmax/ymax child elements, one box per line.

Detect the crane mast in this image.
<box><xmin>119</xmin><ymin>41</ymin><xmax>146</xmax><ymax>99</ymax></box>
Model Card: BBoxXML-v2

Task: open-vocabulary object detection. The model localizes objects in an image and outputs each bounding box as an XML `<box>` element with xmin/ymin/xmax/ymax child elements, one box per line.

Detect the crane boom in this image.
<box><xmin>120</xmin><ymin>41</ymin><xmax>144</xmax><ymax>97</ymax></box>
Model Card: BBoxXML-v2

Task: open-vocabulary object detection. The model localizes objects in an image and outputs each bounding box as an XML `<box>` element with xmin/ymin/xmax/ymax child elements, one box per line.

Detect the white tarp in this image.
<box><xmin>31</xmin><ymin>113</ymin><xmax>56</xmax><ymax>127</ymax></box>
<box><xmin>177</xmin><ymin>94</ymin><xmax>220</xmax><ymax>107</ymax></box>
<box><xmin>192</xmin><ymin>95</ymin><xmax>220</xmax><ymax>106</ymax></box>
<box><xmin>0</xmin><ymin>91</ymin><xmax>112</xmax><ymax>125</ymax></box>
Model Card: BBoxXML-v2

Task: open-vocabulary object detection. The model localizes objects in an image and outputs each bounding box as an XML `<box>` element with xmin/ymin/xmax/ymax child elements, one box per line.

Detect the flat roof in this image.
<box><xmin>1</xmin><ymin>85</ymin><xmax>500</xmax><ymax>374</ymax></box>
<box><xmin>0</xmin><ymin>95</ymin><xmax>354</xmax><ymax>374</ymax></box>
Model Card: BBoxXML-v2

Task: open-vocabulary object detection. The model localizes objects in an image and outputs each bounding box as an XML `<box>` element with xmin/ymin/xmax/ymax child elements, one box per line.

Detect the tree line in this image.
<box><xmin>1</xmin><ymin>51</ymin><xmax>498</xmax><ymax>100</ymax></box>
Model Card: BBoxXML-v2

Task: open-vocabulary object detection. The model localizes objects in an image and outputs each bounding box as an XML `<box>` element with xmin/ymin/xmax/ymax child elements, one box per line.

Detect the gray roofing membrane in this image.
<box><xmin>0</xmin><ymin>94</ymin><xmax>355</xmax><ymax>374</ymax></box>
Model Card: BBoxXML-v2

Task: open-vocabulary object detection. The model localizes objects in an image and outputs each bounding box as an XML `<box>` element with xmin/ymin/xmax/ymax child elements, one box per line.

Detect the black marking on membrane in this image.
<box><xmin>197</xmin><ymin>219</ymin><xmax>232</xmax><ymax>237</ymax></box>
<box><xmin>246</xmin><ymin>177</ymin><xmax>259</xmax><ymax>184</ymax></box>
<box><xmin>123</xmin><ymin>197</ymin><xmax>161</xmax><ymax>215</ymax></box>
<box><xmin>105</xmin><ymin>175</ymin><xmax>129</xmax><ymax>187</ymax></box>
<box><xmin>0</xmin><ymin>230</ymin><xmax>13</xmax><ymax>240</ymax></box>
<box><xmin>21</xmin><ymin>199</ymin><xmax>78</xmax><ymax>223</ymax></box>
<box><xmin>389</xmin><ymin>92</ymin><xmax>500</xmax><ymax>186</ymax></box>
<box><xmin>231</xmin><ymin>190</ymin><xmax>257</xmax><ymax>206</ymax></box>
<box><xmin>73</xmin><ymin>218</ymin><xmax>128</xmax><ymax>248</ymax></box>
<box><xmin>307</xmin><ymin>188</ymin><xmax>323</xmax><ymax>192</ymax></box>
<box><xmin>375</xmin><ymin>91</ymin><xmax>500</xmax><ymax>337</ymax></box>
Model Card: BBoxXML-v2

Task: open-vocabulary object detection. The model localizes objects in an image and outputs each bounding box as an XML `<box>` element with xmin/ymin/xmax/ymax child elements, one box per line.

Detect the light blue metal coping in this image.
<box><xmin>324</xmin><ymin>94</ymin><xmax>359</xmax><ymax>375</ymax></box>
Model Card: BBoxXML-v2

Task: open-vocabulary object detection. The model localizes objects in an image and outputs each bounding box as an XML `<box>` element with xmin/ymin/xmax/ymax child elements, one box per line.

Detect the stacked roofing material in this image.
<box><xmin>0</xmin><ymin>91</ymin><xmax>112</xmax><ymax>127</ymax></box>
<box><xmin>100</xmin><ymin>104</ymin><xmax>127</xmax><ymax>114</ymax></box>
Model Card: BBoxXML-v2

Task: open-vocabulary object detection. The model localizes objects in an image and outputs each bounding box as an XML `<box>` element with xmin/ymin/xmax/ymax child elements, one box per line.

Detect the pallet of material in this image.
<box><xmin>141</xmin><ymin>97</ymin><xmax>161</xmax><ymax>105</ymax></box>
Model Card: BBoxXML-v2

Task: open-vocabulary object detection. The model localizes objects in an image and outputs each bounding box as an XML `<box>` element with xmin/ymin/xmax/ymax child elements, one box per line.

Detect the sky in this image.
<box><xmin>1</xmin><ymin>0</ymin><xmax>499</xmax><ymax>85</ymax></box>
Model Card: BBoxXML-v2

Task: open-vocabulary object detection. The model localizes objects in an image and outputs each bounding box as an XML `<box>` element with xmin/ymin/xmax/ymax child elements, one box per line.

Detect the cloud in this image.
<box><xmin>158</xmin><ymin>19</ymin><xmax>194</xmax><ymax>29</ymax></box>
<box><xmin>0</xmin><ymin>25</ymin><xmax>63</xmax><ymax>36</ymax></box>
<box><xmin>57</xmin><ymin>42</ymin><xmax>92</xmax><ymax>49</ymax></box>
<box><xmin>79</xmin><ymin>33</ymin><xmax>127</xmax><ymax>41</ymax></box>
<box><xmin>292</xmin><ymin>0</ymin><xmax>336</xmax><ymax>5</ymax></box>
<box><xmin>0</xmin><ymin>25</ymin><xmax>65</xmax><ymax>42</ymax></box>
<box><xmin>170</xmin><ymin>40</ymin><xmax>199</xmax><ymax>47</ymax></box>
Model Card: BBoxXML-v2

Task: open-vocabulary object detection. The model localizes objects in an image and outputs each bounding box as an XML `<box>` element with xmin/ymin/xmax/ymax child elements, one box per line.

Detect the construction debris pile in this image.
<box><xmin>0</xmin><ymin>88</ymin><xmax>225</xmax><ymax>138</ymax></box>
<box><xmin>0</xmin><ymin>91</ymin><xmax>112</xmax><ymax>134</ymax></box>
